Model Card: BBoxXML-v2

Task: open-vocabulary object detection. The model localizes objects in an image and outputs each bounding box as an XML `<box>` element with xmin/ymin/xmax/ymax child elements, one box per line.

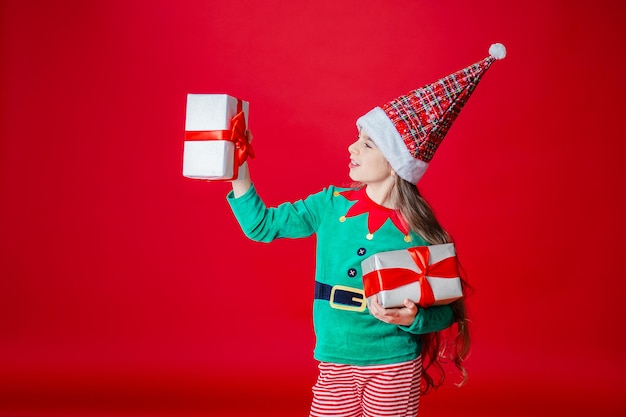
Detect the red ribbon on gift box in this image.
<box><xmin>362</xmin><ymin>246</ymin><xmax>459</xmax><ymax>307</ymax></box>
<box><xmin>184</xmin><ymin>99</ymin><xmax>255</xmax><ymax>180</ymax></box>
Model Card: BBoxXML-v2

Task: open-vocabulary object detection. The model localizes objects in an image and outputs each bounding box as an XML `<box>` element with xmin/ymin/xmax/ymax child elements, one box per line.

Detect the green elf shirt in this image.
<box><xmin>227</xmin><ymin>184</ymin><xmax>454</xmax><ymax>366</ymax></box>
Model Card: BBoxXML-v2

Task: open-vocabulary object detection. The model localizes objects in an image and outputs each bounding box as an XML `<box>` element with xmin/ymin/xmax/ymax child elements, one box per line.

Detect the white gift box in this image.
<box><xmin>183</xmin><ymin>94</ymin><xmax>250</xmax><ymax>180</ymax></box>
<box><xmin>361</xmin><ymin>243</ymin><xmax>463</xmax><ymax>309</ymax></box>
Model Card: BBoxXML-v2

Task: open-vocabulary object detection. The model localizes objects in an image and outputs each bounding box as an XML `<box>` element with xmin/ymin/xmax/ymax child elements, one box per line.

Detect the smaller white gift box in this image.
<box><xmin>361</xmin><ymin>243</ymin><xmax>463</xmax><ymax>309</ymax></box>
<box><xmin>183</xmin><ymin>94</ymin><xmax>251</xmax><ymax>180</ymax></box>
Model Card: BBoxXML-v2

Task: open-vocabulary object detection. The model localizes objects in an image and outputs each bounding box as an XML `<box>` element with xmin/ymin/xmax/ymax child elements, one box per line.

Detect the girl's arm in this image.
<box><xmin>231</xmin><ymin>161</ymin><xmax>251</xmax><ymax>197</ymax></box>
<box><xmin>226</xmin><ymin>128</ymin><xmax>327</xmax><ymax>242</ymax></box>
<box><xmin>231</xmin><ymin>130</ymin><xmax>253</xmax><ymax>198</ymax></box>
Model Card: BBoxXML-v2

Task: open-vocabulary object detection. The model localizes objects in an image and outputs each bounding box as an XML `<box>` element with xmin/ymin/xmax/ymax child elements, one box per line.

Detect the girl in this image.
<box><xmin>227</xmin><ymin>44</ymin><xmax>505</xmax><ymax>417</ymax></box>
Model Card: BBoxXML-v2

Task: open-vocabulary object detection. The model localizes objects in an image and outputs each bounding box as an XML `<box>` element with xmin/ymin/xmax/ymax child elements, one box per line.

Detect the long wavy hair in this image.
<box><xmin>389</xmin><ymin>175</ymin><xmax>471</xmax><ymax>394</ymax></box>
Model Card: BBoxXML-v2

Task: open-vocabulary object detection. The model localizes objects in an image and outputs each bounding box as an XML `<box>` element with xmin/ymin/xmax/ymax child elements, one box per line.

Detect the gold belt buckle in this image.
<box><xmin>329</xmin><ymin>285</ymin><xmax>367</xmax><ymax>312</ymax></box>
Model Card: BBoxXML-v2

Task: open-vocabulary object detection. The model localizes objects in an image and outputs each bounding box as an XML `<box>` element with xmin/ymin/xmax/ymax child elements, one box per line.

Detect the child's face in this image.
<box><xmin>348</xmin><ymin>131</ymin><xmax>394</xmax><ymax>185</ymax></box>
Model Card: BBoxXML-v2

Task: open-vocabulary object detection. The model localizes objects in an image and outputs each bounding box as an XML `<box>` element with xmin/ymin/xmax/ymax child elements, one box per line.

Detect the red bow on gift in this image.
<box><xmin>362</xmin><ymin>246</ymin><xmax>459</xmax><ymax>307</ymax></box>
<box><xmin>184</xmin><ymin>100</ymin><xmax>254</xmax><ymax>180</ymax></box>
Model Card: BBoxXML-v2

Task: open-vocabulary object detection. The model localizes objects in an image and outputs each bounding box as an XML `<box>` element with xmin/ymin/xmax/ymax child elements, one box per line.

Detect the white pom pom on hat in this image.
<box><xmin>356</xmin><ymin>43</ymin><xmax>507</xmax><ymax>184</ymax></box>
<box><xmin>489</xmin><ymin>43</ymin><xmax>507</xmax><ymax>60</ymax></box>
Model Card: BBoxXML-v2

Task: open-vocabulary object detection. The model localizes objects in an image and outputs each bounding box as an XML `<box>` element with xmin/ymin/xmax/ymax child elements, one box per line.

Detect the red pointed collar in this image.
<box><xmin>339</xmin><ymin>188</ymin><xmax>410</xmax><ymax>236</ymax></box>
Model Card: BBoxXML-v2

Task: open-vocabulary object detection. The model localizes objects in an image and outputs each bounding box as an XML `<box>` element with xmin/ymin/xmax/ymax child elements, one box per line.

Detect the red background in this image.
<box><xmin>1</xmin><ymin>1</ymin><xmax>625</xmax><ymax>416</ymax></box>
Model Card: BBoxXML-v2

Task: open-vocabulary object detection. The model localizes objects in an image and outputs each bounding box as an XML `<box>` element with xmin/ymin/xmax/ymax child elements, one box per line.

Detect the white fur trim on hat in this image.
<box><xmin>356</xmin><ymin>107</ymin><xmax>429</xmax><ymax>184</ymax></box>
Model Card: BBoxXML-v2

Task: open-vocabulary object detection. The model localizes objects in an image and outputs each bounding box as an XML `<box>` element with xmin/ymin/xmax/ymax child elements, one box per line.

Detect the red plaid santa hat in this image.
<box><xmin>357</xmin><ymin>43</ymin><xmax>506</xmax><ymax>184</ymax></box>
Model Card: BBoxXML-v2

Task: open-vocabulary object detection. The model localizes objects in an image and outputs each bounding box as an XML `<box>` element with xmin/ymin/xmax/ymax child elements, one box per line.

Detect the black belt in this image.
<box><xmin>314</xmin><ymin>281</ymin><xmax>366</xmax><ymax>312</ymax></box>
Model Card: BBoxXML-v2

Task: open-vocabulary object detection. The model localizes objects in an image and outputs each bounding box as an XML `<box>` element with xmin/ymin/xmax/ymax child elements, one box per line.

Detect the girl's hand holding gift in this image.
<box><xmin>369</xmin><ymin>295</ymin><xmax>419</xmax><ymax>326</ymax></box>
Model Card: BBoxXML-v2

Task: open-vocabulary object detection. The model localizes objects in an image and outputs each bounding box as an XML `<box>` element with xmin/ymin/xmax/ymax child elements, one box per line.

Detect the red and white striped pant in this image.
<box><xmin>309</xmin><ymin>356</ymin><xmax>422</xmax><ymax>417</ymax></box>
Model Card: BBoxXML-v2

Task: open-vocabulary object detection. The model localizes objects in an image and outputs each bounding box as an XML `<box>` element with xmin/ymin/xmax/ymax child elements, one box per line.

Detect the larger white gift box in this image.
<box><xmin>361</xmin><ymin>243</ymin><xmax>463</xmax><ymax>309</ymax></box>
<box><xmin>183</xmin><ymin>94</ymin><xmax>250</xmax><ymax>180</ymax></box>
